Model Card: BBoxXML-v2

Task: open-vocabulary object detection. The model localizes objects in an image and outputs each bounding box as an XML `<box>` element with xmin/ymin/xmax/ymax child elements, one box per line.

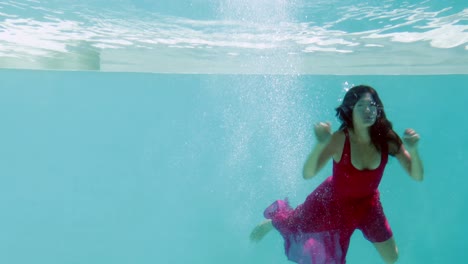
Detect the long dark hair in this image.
<box><xmin>335</xmin><ymin>85</ymin><xmax>402</xmax><ymax>155</ymax></box>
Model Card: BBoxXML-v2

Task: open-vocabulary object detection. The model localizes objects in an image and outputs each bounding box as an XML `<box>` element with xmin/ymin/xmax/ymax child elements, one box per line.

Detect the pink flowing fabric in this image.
<box><xmin>264</xmin><ymin>130</ymin><xmax>391</xmax><ymax>263</ymax></box>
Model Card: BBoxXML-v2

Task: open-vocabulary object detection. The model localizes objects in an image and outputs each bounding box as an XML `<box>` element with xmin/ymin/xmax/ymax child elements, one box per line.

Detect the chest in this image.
<box><xmin>349</xmin><ymin>141</ymin><xmax>381</xmax><ymax>170</ymax></box>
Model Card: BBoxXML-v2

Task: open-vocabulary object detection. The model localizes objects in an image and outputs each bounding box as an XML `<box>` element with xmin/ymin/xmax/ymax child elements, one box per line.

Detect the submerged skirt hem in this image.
<box><xmin>264</xmin><ymin>199</ymin><xmax>348</xmax><ymax>264</ymax></box>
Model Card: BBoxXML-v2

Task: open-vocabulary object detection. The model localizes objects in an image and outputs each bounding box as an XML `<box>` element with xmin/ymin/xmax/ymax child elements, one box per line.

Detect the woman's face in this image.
<box><xmin>352</xmin><ymin>92</ymin><xmax>378</xmax><ymax>128</ymax></box>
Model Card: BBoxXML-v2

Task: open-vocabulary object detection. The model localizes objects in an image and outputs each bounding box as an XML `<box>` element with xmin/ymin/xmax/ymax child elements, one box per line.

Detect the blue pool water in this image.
<box><xmin>1</xmin><ymin>71</ymin><xmax>467</xmax><ymax>263</ymax></box>
<box><xmin>1</xmin><ymin>0</ymin><xmax>467</xmax><ymax>74</ymax></box>
<box><xmin>0</xmin><ymin>1</ymin><xmax>467</xmax><ymax>264</ymax></box>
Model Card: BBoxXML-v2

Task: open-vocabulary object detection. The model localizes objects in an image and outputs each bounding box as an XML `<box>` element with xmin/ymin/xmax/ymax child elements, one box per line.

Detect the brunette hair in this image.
<box><xmin>335</xmin><ymin>85</ymin><xmax>402</xmax><ymax>155</ymax></box>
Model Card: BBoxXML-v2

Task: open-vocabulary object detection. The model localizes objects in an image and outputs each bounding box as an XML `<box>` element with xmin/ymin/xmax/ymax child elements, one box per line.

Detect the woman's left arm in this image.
<box><xmin>395</xmin><ymin>129</ymin><xmax>424</xmax><ymax>181</ymax></box>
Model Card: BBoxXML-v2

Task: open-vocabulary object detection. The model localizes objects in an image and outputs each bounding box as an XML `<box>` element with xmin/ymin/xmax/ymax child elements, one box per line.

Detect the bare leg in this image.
<box><xmin>250</xmin><ymin>219</ymin><xmax>273</xmax><ymax>242</ymax></box>
<box><xmin>373</xmin><ymin>236</ymin><xmax>398</xmax><ymax>263</ymax></box>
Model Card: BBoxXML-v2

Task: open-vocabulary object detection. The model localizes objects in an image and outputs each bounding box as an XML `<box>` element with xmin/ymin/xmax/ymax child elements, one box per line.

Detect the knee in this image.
<box><xmin>383</xmin><ymin>250</ymin><xmax>398</xmax><ymax>264</ymax></box>
<box><xmin>375</xmin><ymin>237</ymin><xmax>398</xmax><ymax>264</ymax></box>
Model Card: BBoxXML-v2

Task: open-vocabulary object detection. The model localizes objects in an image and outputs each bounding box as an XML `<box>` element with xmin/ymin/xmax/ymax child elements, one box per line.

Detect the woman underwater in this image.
<box><xmin>250</xmin><ymin>85</ymin><xmax>424</xmax><ymax>264</ymax></box>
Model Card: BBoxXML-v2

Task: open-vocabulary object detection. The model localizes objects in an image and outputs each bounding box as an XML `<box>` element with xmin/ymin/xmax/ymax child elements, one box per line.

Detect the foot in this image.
<box><xmin>249</xmin><ymin>219</ymin><xmax>273</xmax><ymax>242</ymax></box>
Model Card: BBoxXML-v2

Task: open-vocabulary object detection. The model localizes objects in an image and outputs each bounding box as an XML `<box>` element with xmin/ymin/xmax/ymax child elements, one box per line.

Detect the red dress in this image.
<box><xmin>264</xmin><ymin>130</ymin><xmax>392</xmax><ymax>264</ymax></box>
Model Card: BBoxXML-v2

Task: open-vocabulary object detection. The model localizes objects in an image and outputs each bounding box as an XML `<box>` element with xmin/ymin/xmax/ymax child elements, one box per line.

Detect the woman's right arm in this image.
<box><xmin>302</xmin><ymin>122</ymin><xmax>337</xmax><ymax>179</ymax></box>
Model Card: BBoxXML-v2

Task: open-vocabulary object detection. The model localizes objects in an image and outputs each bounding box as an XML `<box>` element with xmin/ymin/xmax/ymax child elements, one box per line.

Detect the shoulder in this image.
<box><xmin>388</xmin><ymin>141</ymin><xmax>400</xmax><ymax>155</ymax></box>
<box><xmin>331</xmin><ymin>129</ymin><xmax>346</xmax><ymax>142</ymax></box>
<box><xmin>387</xmin><ymin>133</ymin><xmax>403</xmax><ymax>156</ymax></box>
<box><xmin>328</xmin><ymin>130</ymin><xmax>346</xmax><ymax>152</ymax></box>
